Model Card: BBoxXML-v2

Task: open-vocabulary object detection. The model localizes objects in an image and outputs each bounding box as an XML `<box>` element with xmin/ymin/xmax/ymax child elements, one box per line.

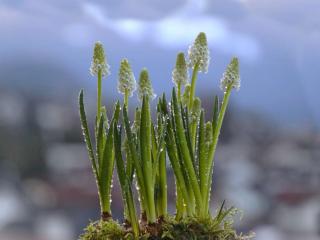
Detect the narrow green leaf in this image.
<box><xmin>114</xmin><ymin>125</ymin><xmax>127</xmax><ymax>191</ymax></box>
<box><xmin>198</xmin><ymin>111</ymin><xmax>206</xmax><ymax>198</ymax></box>
<box><xmin>101</xmin><ymin>106</ymin><xmax>109</xmax><ymax>129</ymax></box>
<box><xmin>151</xmin><ymin>122</ymin><xmax>166</xmax><ymax>185</ymax></box>
<box><xmin>160</xmin><ymin>94</ymin><xmax>192</xmax><ymax>216</ymax></box>
<box><xmin>181</xmin><ymin>106</ymin><xmax>195</xmax><ymax>166</ymax></box>
<box><xmin>140</xmin><ymin>96</ymin><xmax>152</xmax><ymax>176</ymax></box>
<box><xmin>114</xmin><ymin>124</ymin><xmax>139</xmax><ymax>237</ymax></box>
<box><xmin>203</xmin><ymin>122</ymin><xmax>213</xmax><ymax>213</ymax></box>
<box><xmin>217</xmin><ymin>206</ymin><xmax>235</xmax><ymax>225</ymax></box>
<box><xmin>124</xmin><ymin>140</ymin><xmax>134</xmax><ymax>183</ymax></box>
<box><xmin>216</xmin><ymin>200</ymin><xmax>226</xmax><ymax>221</ymax></box>
<box><xmin>96</xmin><ymin>114</ymin><xmax>105</xmax><ymax>169</ymax></box>
<box><xmin>151</xmin><ymin>123</ymin><xmax>158</xmax><ymax>182</ymax></box>
<box><xmin>164</xmin><ymin>119</ymin><xmax>191</xmax><ymax>213</ymax></box>
<box><xmin>171</xmin><ymin>107</ymin><xmax>195</xmax><ymax>214</ymax></box>
<box><xmin>171</xmin><ymin>88</ymin><xmax>202</xmax><ymax>212</ymax></box>
<box><xmin>123</xmin><ymin>104</ymin><xmax>149</xmax><ymax>217</ymax></box>
<box><xmin>99</xmin><ymin>102</ymin><xmax>120</xmax><ymax>213</ymax></box>
<box><xmin>140</xmin><ymin>95</ymin><xmax>156</xmax><ymax>223</ymax></box>
<box><xmin>79</xmin><ymin>90</ymin><xmax>98</xmax><ymax>179</ymax></box>
<box><xmin>157</xmin><ymin>98</ymin><xmax>167</xmax><ymax>216</ymax></box>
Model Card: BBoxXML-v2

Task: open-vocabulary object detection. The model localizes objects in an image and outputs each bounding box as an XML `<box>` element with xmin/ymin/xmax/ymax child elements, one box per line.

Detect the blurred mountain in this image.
<box><xmin>0</xmin><ymin>0</ymin><xmax>319</xmax><ymax>129</ymax></box>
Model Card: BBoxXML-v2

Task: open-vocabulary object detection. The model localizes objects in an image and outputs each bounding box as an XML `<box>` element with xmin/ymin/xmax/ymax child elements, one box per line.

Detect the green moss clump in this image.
<box><xmin>79</xmin><ymin>205</ymin><xmax>254</xmax><ymax>240</ymax></box>
<box><xmin>79</xmin><ymin>220</ymin><xmax>126</xmax><ymax>240</ymax></box>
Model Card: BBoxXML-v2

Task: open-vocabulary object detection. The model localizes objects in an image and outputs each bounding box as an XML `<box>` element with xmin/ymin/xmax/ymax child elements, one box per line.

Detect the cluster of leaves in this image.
<box><xmin>78</xmin><ymin>32</ymin><xmax>249</xmax><ymax>239</ymax></box>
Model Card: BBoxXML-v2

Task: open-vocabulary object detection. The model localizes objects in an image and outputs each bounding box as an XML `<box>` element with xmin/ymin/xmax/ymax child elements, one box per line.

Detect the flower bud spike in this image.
<box><xmin>187</xmin><ymin>32</ymin><xmax>210</xmax><ymax>110</ymax></box>
<box><xmin>90</xmin><ymin>41</ymin><xmax>110</xmax><ymax>77</ymax></box>
<box><xmin>188</xmin><ymin>32</ymin><xmax>210</xmax><ymax>73</ymax></box>
<box><xmin>172</xmin><ymin>52</ymin><xmax>189</xmax><ymax>101</ymax></box>
<box><xmin>118</xmin><ymin>59</ymin><xmax>137</xmax><ymax>106</ymax></box>
<box><xmin>192</xmin><ymin>97</ymin><xmax>202</xmax><ymax>118</ymax></box>
<box><xmin>90</xmin><ymin>42</ymin><xmax>110</xmax><ymax>121</ymax></box>
<box><xmin>138</xmin><ymin>68</ymin><xmax>156</xmax><ymax>101</ymax></box>
<box><xmin>220</xmin><ymin>57</ymin><xmax>240</xmax><ymax>91</ymax></box>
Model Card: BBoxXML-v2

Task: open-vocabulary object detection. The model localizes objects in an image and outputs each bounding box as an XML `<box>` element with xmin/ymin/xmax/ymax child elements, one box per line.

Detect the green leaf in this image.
<box><xmin>114</xmin><ymin>125</ymin><xmax>127</xmax><ymax>193</ymax></box>
<box><xmin>171</xmin><ymin>88</ymin><xmax>202</xmax><ymax>212</ymax></box>
<box><xmin>140</xmin><ymin>95</ymin><xmax>156</xmax><ymax>222</ymax></box>
<box><xmin>198</xmin><ymin>111</ymin><xmax>206</xmax><ymax>198</ymax></box>
<box><xmin>79</xmin><ymin>90</ymin><xmax>98</xmax><ymax>179</ymax></box>
<box><xmin>96</xmin><ymin>114</ymin><xmax>105</xmax><ymax>169</ymax></box>
<box><xmin>160</xmin><ymin>94</ymin><xmax>192</xmax><ymax>216</ymax></box>
<box><xmin>151</xmin><ymin>122</ymin><xmax>166</xmax><ymax>186</ymax></box>
<box><xmin>114</xmin><ymin>124</ymin><xmax>139</xmax><ymax>237</ymax></box>
<box><xmin>216</xmin><ymin>201</ymin><xmax>235</xmax><ymax>225</ymax></box>
<box><xmin>140</xmin><ymin>96</ymin><xmax>152</xmax><ymax>177</ymax></box>
<box><xmin>101</xmin><ymin>106</ymin><xmax>109</xmax><ymax>129</ymax></box>
<box><xmin>100</xmin><ymin>102</ymin><xmax>120</xmax><ymax>212</ymax></box>
<box><xmin>124</xmin><ymin>140</ymin><xmax>134</xmax><ymax>183</ymax></box>
<box><xmin>181</xmin><ymin>106</ymin><xmax>195</xmax><ymax>167</ymax></box>
<box><xmin>123</xmin><ymin>104</ymin><xmax>148</xmax><ymax>216</ymax></box>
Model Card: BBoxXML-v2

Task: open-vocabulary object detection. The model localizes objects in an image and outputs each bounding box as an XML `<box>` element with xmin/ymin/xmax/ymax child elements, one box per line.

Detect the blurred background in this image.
<box><xmin>0</xmin><ymin>0</ymin><xmax>319</xmax><ymax>239</ymax></box>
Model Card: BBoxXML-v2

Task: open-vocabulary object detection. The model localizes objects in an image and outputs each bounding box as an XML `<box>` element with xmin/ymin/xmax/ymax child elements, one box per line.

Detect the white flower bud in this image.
<box><xmin>90</xmin><ymin>41</ymin><xmax>110</xmax><ymax>77</ymax></box>
<box><xmin>138</xmin><ymin>68</ymin><xmax>156</xmax><ymax>101</ymax></box>
<box><xmin>181</xmin><ymin>84</ymin><xmax>191</xmax><ymax>107</ymax></box>
<box><xmin>118</xmin><ymin>59</ymin><xmax>136</xmax><ymax>96</ymax></box>
<box><xmin>188</xmin><ymin>32</ymin><xmax>210</xmax><ymax>73</ymax></box>
<box><xmin>220</xmin><ymin>57</ymin><xmax>240</xmax><ymax>91</ymax></box>
<box><xmin>172</xmin><ymin>52</ymin><xmax>189</xmax><ymax>87</ymax></box>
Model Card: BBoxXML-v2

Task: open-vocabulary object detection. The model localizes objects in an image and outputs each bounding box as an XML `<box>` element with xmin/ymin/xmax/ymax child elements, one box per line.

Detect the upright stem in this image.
<box><xmin>204</xmin><ymin>84</ymin><xmax>232</xmax><ymax>215</ymax></box>
<box><xmin>97</xmin><ymin>69</ymin><xmax>102</xmax><ymax>118</ymax></box>
<box><xmin>175</xmin><ymin>185</ymin><xmax>184</xmax><ymax>220</ymax></box>
<box><xmin>187</xmin><ymin>187</ymin><xmax>196</xmax><ymax>215</ymax></box>
<box><xmin>177</xmin><ymin>82</ymin><xmax>181</xmax><ymax>102</ymax></box>
<box><xmin>158</xmin><ymin>150</ymin><xmax>167</xmax><ymax>216</ymax></box>
<box><xmin>188</xmin><ymin>63</ymin><xmax>199</xmax><ymax>110</ymax></box>
<box><xmin>124</xmin><ymin>88</ymin><xmax>129</xmax><ymax>107</ymax></box>
<box><xmin>212</xmin><ymin>85</ymin><xmax>232</xmax><ymax>158</ymax></box>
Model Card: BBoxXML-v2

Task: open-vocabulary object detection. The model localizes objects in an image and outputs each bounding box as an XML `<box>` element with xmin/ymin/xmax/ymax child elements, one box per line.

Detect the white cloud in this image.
<box><xmin>82</xmin><ymin>0</ymin><xmax>261</xmax><ymax>62</ymax></box>
<box><xmin>62</xmin><ymin>23</ymin><xmax>94</xmax><ymax>47</ymax></box>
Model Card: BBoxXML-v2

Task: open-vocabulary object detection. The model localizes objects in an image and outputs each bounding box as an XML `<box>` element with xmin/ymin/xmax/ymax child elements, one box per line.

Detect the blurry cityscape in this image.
<box><xmin>0</xmin><ymin>0</ymin><xmax>320</xmax><ymax>240</ymax></box>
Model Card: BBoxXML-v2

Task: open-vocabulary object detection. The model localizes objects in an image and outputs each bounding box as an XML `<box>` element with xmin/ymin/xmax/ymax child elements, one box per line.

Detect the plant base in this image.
<box><xmin>79</xmin><ymin>216</ymin><xmax>254</xmax><ymax>240</ymax></box>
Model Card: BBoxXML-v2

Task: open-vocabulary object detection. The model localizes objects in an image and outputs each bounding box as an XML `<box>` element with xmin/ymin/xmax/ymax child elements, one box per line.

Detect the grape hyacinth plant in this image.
<box><xmin>79</xmin><ymin>32</ymin><xmax>254</xmax><ymax>240</ymax></box>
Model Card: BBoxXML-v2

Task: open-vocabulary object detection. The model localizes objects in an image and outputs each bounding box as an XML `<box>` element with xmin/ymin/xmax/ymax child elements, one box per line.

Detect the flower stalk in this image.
<box><xmin>90</xmin><ymin>41</ymin><xmax>110</xmax><ymax>119</ymax></box>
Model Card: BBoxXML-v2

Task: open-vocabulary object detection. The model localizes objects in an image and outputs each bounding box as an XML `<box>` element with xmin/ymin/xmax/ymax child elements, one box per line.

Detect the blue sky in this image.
<box><xmin>0</xmin><ymin>0</ymin><xmax>319</xmax><ymax>129</ymax></box>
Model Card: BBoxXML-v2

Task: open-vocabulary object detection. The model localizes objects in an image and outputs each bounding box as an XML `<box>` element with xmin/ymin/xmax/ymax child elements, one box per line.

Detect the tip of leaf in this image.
<box><xmin>171</xmin><ymin>88</ymin><xmax>177</xmax><ymax>100</ymax></box>
<box><xmin>79</xmin><ymin>89</ymin><xmax>84</xmax><ymax>105</ymax></box>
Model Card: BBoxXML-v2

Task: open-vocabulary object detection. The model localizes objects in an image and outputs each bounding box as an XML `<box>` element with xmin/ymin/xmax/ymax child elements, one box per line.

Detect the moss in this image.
<box><xmin>79</xmin><ymin>220</ymin><xmax>126</xmax><ymax>240</ymax></box>
<box><xmin>79</xmin><ymin>206</ymin><xmax>254</xmax><ymax>240</ymax></box>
